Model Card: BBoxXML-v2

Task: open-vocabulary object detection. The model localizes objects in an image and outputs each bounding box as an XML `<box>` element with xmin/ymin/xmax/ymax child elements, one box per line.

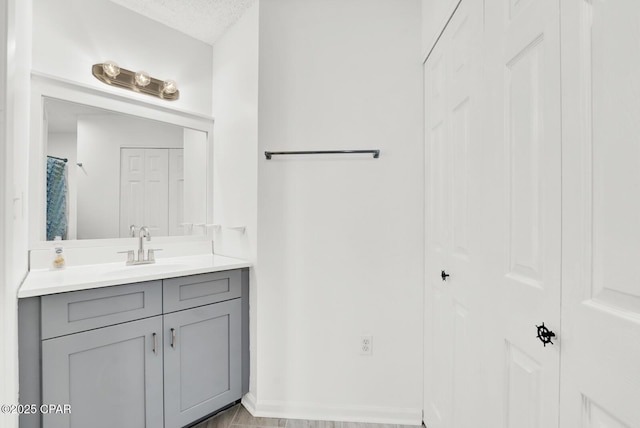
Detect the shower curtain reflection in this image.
<box><xmin>46</xmin><ymin>156</ymin><xmax>68</xmax><ymax>240</ymax></box>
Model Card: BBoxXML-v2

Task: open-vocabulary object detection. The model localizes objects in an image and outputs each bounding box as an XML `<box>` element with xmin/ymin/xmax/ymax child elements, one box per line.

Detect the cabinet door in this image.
<box><xmin>163</xmin><ymin>299</ymin><xmax>241</xmax><ymax>428</ymax></box>
<box><xmin>42</xmin><ymin>316</ymin><xmax>164</xmax><ymax>428</ymax></box>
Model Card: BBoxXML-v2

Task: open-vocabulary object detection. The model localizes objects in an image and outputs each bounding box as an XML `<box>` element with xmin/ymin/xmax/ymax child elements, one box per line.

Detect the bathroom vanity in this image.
<box><xmin>18</xmin><ymin>255</ymin><xmax>250</xmax><ymax>428</ymax></box>
<box><xmin>19</xmin><ymin>72</ymin><xmax>250</xmax><ymax>428</ymax></box>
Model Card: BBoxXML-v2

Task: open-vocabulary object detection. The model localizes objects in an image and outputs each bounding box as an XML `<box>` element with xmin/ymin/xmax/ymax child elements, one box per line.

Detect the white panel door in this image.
<box><xmin>561</xmin><ymin>1</ymin><xmax>640</xmax><ymax>426</ymax></box>
<box><xmin>143</xmin><ymin>149</ymin><xmax>169</xmax><ymax>237</ymax></box>
<box><xmin>120</xmin><ymin>148</ymin><xmax>169</xmax><ymax>237</ymax></box>
<box><xmin>120</xmin><ymin>148</ymin><xmax>146</xmax><ymax>238</ymax></box>
<box><xmin>424</xmin><ymin>35</ymin><xmax>453</xmax><ymax>428</ymax></box>
<box><xmin>424</xmin><ymin>31</ymin><xmax>452</xmax><ymax>428</ymax></box>
<box><xmin>423</xmin><ymin>1</ymin><xmax>485</xmax><ymax>426</ymax></box>
<box><xmin>482</xmin><ymin>0</ymin><xmax>562</xmax><ymax>426</ymax></box>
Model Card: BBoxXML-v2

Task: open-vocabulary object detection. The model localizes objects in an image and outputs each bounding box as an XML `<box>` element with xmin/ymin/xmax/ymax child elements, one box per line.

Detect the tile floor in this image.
<box><xmin>192</xmin><ymin>403</ymin><xmax>422</xmax><ymax>428</ymax></box>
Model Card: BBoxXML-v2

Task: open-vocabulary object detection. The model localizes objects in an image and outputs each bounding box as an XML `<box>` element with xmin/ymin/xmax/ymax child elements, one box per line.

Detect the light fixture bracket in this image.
<box><xmin>92</xmin><ymin>63</ymin><xmax>179</xmax><ymax>101</ymax></box>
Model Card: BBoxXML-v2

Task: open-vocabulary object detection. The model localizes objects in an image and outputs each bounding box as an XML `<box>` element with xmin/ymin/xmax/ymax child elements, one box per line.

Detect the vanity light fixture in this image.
<box><xmin>92</xmin><ymin>61</ymin><xmax>179</xmax><ymax>101</ymax></box>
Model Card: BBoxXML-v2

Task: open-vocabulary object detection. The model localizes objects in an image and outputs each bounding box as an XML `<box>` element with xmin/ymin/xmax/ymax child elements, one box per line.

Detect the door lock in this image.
<box><xmin>441</xmin><ymin>270</ymin><xmax>450</xmax><ymax>281</ymax></box>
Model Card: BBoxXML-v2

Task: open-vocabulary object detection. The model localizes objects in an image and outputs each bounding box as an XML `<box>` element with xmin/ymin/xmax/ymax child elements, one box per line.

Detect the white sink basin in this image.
<box><xmin>100</xmin><ymin>262</ymin><xmax>190</xmax><ymax>278</ymax></box>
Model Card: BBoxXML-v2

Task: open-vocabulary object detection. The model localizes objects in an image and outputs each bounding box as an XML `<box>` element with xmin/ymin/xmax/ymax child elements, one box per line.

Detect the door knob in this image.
<box><xmin>535</xmin><ymin>322</ymin><xmax>556</xmax><ymax>346</ymax></box>
<box><xmin>441</xmin><ymin>270</ymin><xmax>450</xmax><ymax>281</ymax></box>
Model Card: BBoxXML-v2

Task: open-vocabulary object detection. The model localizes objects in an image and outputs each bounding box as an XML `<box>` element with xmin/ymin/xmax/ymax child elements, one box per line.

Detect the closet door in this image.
<box><xmin>120</xmin><ymin>148</ymin><xmax>169</xmax><ymax>237</ymax></box>
<box><xmin>423</xmin><ymin>0</ymin><xmax>485</xmax><ymax>426</ymax></box>
<box><xmin>424</xmin><ymin>31</ymin><xmax>452</xmax><ymax>428</ymax></box>
<box><xmin>120</xmin><ymin>148</ymin><xmax>146</xmax><ymax>237</ymax></box>
<box><xmin>561</xmin><ymin>1</ymin><xmax>640</xmax><ymax>426</ymax></box>
<box><xmin>483</xmin><ymin>0</ymin><xmax>562</xmax><ymax>426</ymax></box>
<box><xmin>143</xmin><ymin>148</ymin><xmax>170</xmax><ymax>237</ymax></box>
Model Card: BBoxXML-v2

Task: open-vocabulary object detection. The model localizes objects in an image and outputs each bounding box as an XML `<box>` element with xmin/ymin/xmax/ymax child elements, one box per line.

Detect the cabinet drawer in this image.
<box><xmin>41</xmin><ymin>281</ymin><xmax>162</xmax><ymax>340</ymax></box>
<box><xmin>163</xmin><ymin>270</ymin><xmax>241</xmax><ymax>313</ymax></box>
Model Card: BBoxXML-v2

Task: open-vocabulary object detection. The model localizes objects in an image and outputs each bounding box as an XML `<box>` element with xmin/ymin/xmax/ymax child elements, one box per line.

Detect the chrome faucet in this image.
<box><xmin>138</xmin><ymin>226</ymin><xmax>150</xmax><ymax>262</ymax></box>
<box><xmin>118</xmin><ymin>225</ymin><xmax>161</xmax><ymax>265</ymax></box>
<box><xmin>129</xmin><ymin>224</ymin><xmax>136</xmax><ymax>237</ymax></box>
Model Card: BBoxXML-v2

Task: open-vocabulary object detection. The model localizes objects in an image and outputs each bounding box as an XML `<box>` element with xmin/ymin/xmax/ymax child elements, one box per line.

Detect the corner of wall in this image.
<box><xmin>210</xmin><ymin>0</ymin><xmax>260</xmax><ymax>402</ymax></box>
<box><xmin>2</xmin><ymin>0</ymin><xmax>32</xmax><ymax>425</ymax></box>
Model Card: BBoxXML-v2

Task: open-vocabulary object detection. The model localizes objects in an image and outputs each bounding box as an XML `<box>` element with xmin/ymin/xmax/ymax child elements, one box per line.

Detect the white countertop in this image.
<box><xmin>19</xmin><ymin>254</ymin><xmax>251</xmax><ymax>298</ymax></box>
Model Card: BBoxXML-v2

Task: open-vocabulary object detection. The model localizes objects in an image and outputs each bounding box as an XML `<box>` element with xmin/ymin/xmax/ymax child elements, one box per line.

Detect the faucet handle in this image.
<box><xmin>139</xmin><ymin>226</ymin><xmax>151</xmax><ymax>240</ymax></box>
<box><xmin>117</xmin><ymin>250</ymin><xmax>135</xmax><ymax>263</ymax></box>
<box><xmin>147</xmin><ymin>248</ymin><xmax>162</xmax><ymax>262</ymax></box>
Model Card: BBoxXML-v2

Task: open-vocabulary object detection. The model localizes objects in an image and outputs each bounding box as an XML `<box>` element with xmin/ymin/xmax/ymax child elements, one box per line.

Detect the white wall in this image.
<box><xmin>1</xmin><ymin>0</ymin><xmax>31</xmax><ymax>426</ymax></box>
<box><xmin>76</xmin><ymin>115</ymin><xmax>183</xmax><ymax>239</ymax></box>
<box><xmin>211</xmin><ymin>1</ymin><xmax>259</xmax><ymax>262</ymax></box>
<box><xmin>32</xmin><ymin>0</ymin><xmax>213</xmax><ymax>115</ymax></box>
<box><xmin>183</xmin><ymin>128</ymin><xmax>208</xmax><ymax>228</ymax></box>
<box><xmin>47</xmin><ymin>132</ymin><xmax>78</xmax><ymax>239</ymax></box>
<box><xmin>211</xmin><ymin>0</ymin><xmax>259</xmax><ymax>399</ymax></box>
<box><xmin>0</xmin><ymin>0</ymin><xmax>10</xmax><ymax>426</ymax></box>
<box><xmin>254</xmin><ymin>0</ymin><xmax>424</xmax><ymax>423</ymax></box>
<box><xmin>421</xmin><ymin>0</ymin><xmax>459</xmax><ymax>59</ymax></box>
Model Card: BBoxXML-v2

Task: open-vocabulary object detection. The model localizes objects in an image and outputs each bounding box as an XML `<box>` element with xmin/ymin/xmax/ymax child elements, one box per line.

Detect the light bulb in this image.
<box><xmin>162</xmin><ymin>80</ymin><xmax>178</xmax><ymax>94</ymax></box>
<box><xmin>135</xmin><ymin>71</ymin><xmax>151</xmax><ymax>87</ymax></box>
<box><xmin>102</xmin><ymin>61</ymin><xmax>120</xmax><ymax>78</ymax></box>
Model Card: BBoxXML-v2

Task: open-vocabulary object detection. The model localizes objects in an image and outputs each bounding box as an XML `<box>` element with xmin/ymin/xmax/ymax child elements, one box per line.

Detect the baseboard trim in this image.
<box><xmin>243</xmin><ymin>396</ymin><xmax>421</xmax><ymax>425</ymax></box>
<box><xmin>241</xmin><ymin>391</ymin><xmax>258</xmax><ymax>414</ymax></box>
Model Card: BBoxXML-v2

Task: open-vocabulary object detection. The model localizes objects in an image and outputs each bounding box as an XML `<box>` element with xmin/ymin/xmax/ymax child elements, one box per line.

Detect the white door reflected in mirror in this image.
<box><xmin>120</xmin><ymin>148</ymin><xmax>178</xmax><ymax>238</ymax></box>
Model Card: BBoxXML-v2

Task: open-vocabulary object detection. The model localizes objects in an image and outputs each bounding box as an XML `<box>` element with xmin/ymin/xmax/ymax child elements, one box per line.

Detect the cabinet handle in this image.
<box><xmin>170</xmin><ymin>328</ymin><xmax>176</xmax><ymax>349</ymax></box>
<box><xmin>152</xmin><ymin>332</ymin><xmax>158</xmax><ymax>355</ymax></box>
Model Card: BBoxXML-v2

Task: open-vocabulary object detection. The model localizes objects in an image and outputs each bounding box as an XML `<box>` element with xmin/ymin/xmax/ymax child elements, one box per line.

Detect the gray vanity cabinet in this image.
<box><xmin>163</xmin><ymin>299</ymin><xmax>241</xmax><ymax>428</ymax></box>
<box><xmin>20</xmin><ymin>268</ymin><xmax>249</xmax><ymax>428</ymax></box>
<box><xmin>42</xmin><ymin>316</ymin><xmax>164</xmax><ymax>428</ymax></box>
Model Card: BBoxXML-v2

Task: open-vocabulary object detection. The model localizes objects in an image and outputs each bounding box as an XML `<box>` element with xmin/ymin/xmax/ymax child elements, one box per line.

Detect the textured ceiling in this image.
<box><xmin>109</xmin><ymin>0</ymin><xmax>257</xmax><ymax>45</ymax></box>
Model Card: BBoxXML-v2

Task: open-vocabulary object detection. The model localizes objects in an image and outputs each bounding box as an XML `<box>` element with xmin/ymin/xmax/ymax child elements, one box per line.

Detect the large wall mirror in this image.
<box><xmin>31</xmin><ymin>74</ymin><xmax>214</xmax><ymax>247</ymax></box>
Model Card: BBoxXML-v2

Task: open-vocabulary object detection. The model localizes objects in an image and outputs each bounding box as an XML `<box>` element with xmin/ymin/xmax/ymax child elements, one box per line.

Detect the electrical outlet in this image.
<box><xmin>360</xmin><ymin>335</ymin><xmax>373</xmax><ymax>355</ymax></box>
